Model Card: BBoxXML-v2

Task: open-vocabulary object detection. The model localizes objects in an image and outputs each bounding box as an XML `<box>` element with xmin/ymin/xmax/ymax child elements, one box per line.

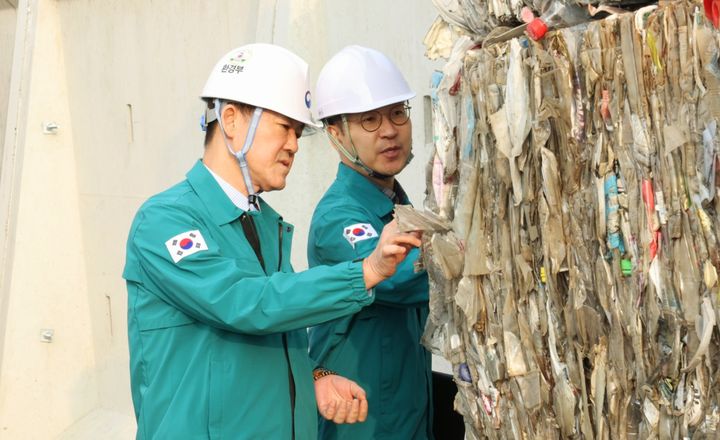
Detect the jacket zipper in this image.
<box><xmin>278</xmin><ymin>221</ymin><xmax>283</xmax><ymax>273</ymax></box>
<box><xmin>240</xmin><ymin>214</ymin><xmax>295</xmax><ymax>438</ymax></box>
<box><xmin>279</xmin><ymin>220</ymin><xmax>296</xmax><ymax>440</ymax></box>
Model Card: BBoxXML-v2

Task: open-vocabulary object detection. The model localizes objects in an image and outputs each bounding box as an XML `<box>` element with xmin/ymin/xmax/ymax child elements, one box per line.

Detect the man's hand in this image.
<box><xmin>314</xmin><ymin>374</ymin><xmax>368</xmax><ymax>424</ymax></box>
<box><xmin>363</xmin><ymin>219</ymin><xmax>422</xmax><ymax>288</ymax></box>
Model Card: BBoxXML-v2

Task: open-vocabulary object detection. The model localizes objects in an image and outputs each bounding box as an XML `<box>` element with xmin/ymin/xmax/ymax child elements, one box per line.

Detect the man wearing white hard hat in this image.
<box><xmin>123</xmin><ymin>43</ymin><xmax>422</xmax><ymax>439</ymax></box>
<box><xmin>308</xmin><ymin>45</ymin><xmax>433</xmax><ymax>440</ymax></box>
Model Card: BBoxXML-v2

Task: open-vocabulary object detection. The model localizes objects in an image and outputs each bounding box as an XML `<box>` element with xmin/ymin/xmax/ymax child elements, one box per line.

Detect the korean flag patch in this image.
<box><xmin>166</xmin><ymin>230</ymin><xmax>208</xmax><ymax>263</ymax></box>
<box><xmin>343</xmin><ymin>223</ymin><xmax>378</xmax><ymax>248</ymax></box>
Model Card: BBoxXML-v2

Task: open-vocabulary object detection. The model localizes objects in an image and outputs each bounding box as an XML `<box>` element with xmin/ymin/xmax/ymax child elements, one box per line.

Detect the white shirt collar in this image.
<box><xmin>204</xmin><ymin>164</ymin><xmax>256</xmax><ymax>212</ymax></box>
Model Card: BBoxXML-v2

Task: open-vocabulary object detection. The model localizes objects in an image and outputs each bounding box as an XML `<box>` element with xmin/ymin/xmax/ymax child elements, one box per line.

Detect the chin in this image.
<box><xmin>260</xmin><ymin>181</ymin><xmax>286</xmax><ymax>192</ymax></box>
<box><xmin>380</xmin><ymin>165</ymin><xmax>406</xmax><ymax>177</ymax></box>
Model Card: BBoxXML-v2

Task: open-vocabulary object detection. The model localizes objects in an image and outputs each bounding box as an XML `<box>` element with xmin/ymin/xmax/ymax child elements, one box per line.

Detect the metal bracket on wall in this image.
<box><xmin>42</xmin><ymin>121</ymin><xmax>59</xmax><ymax>134</ymax></box>
<box><xmin>39</xmin><ymin>329</ymin><xmax>54</xmax><ymax>343</ymax></box>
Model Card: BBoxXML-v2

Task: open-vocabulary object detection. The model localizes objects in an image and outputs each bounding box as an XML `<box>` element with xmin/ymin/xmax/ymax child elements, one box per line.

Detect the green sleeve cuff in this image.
<box><xmin>347</xmin><ymin>260</ymin><xmax>374</xmax><ymax>305</ymax></box>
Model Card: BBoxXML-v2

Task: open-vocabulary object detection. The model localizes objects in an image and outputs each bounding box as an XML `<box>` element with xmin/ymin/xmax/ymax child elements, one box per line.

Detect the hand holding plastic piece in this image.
<box><xmin>362</xmin><ymin>219</ymin><xmax>422</xmax><ymax>288</ymax></box>
<box><xmin>315</xmin><ymin>374</ymin><xmax>368</xmax><ymax>424</ymax></box>
<box><xmin>526</xmin><ymin>0</ymin><xmax>590</xmax><ymax>40</ymax></box>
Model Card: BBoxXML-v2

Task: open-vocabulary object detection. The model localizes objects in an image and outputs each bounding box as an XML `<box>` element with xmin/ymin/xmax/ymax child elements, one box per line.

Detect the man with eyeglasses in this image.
<box><xmin>123</xmin><ymin>43</ymin><xmax>424</xmax><ymax>439</ymax></box>
<box><xmin>307</xmin><ymin>45</ymin><xmax>433</xmax><ymax>440</ymax></box>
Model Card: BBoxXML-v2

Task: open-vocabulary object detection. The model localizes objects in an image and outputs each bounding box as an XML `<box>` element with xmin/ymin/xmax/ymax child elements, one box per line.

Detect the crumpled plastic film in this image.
<box><xmin>430</xmin><ymin>0</ymin><xmax>503</xmax><ymax>36</ymax></box>
<box><xmin>421</xmin><ymin>1</ymin><xmax>720</xmax><ymax>438</ymax></box>
<box><xmin>395</xmin><ymin>204</ymin><xmax>452</xmax><ymax>232</ymax></box>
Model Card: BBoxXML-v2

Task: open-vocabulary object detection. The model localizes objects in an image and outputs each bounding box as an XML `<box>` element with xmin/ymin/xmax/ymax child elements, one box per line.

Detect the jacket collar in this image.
<box><xmin>187</xmin><ymin>160</ymin><xmax>281</xmax><ymax>225</ymax></box>
<box><xmin>204</xmin><ymin>164</ymin><xmax>253</xmax><ymax>212</ymax></box>
<box><xmin>335</xmin><ymin>162</ymin><xmax>397</xmax><ymax>218</ymax></box>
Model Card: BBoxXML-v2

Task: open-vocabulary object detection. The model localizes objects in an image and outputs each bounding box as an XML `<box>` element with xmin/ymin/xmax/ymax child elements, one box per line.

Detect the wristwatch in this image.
<box><xmin>313</xmin><ymin>366</ymin><xmax>338</xmax><ymax>381</ymax></box>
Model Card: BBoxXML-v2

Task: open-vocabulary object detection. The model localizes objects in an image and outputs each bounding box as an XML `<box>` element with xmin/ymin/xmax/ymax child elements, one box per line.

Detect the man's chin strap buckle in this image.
<box><xmin>248</xmin><ymin>194</ymin><xmax>260</xmax><ymax>211</ymax></box>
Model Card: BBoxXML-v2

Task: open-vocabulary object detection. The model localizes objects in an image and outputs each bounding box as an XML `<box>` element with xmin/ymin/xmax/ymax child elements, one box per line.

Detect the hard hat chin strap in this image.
<box><xmin>325</xmin><ymin>116</ymin><xmax>394</xmax><ymax>180</ymax></box>
<box><xmin>214</xmin><ymin>98</ymin><xmax>264</xmax><ymax>209</ymax></box>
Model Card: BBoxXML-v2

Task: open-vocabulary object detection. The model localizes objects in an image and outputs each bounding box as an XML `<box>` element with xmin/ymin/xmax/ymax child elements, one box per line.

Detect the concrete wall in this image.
<box><xmin>0</xmin><ymin>0</ymin><xmax>443</xmax><ymax>437</ymax></box>
<box><xmin>0</xmin><ymin>1</ymin><xmax>102</xmax><ymax>438</ymax></box>
<box><xmin>0</xmin><ymin>3</ymin><xmax>17</xmax><ymax>160</ymax></box>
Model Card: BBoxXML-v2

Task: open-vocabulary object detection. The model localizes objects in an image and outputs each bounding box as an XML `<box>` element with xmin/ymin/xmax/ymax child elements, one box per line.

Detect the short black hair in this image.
<box><xmin>323</xmin><ymin>115</ymin><xmax>344</xmax><ymax>134</ymax></box>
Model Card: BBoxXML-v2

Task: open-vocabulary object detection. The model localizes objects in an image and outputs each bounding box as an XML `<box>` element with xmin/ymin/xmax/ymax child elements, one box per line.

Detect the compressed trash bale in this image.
<box><xmin>417</xmin><ymin>1</ymin><xmax>720</xmax><ymax>438</ymax></box>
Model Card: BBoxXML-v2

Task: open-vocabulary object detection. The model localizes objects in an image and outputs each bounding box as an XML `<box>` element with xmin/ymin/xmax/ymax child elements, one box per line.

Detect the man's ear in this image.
<box><xmin>221</xmin><ymin>104</ymin><xmax>241</xmax><ymax>138</ymax></box>
<box><xmin>325</xmin><ymin>123</ymin><xmax>342</xmax><ymax>140</ymax></box>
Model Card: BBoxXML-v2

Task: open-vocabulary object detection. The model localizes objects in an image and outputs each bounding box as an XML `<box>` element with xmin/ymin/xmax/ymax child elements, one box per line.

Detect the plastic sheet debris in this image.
<box><xmin>395</xmin><ymin>204</ymin><xmax>452</xmax><ymax>232</ymax></box>
<box><xmin>422</xmin><ymin>1</ymin><xmax>720</xmax><ymax>438</ymax></box>
<box><xmin>526</xmin><ymin>0</ymin><xmax>592</xmax><ymax>40</ymax></box>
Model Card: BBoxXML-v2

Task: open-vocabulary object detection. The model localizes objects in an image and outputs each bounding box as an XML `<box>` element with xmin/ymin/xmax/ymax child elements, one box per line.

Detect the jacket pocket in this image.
<box><xmin>133</xmin><ymin>284</ymin><xmax>196</xmax><ymax>331</ymax></box>
<box><xmin>208</xmin><ymin>360</ymin><xmax>229</xmax><ymax>440</ymax></box>
<box><xmin>378</xmin><ymin>331</ymin><xmax>397</xmax><ymax>427</ymax></box>
<box><xmin>355</xmin><ymin>306</ymin><xmax>379</xmax><ymax>321</ymax></box>
<box><xmin>137</xmin><ymin>306</ymin><xmax>195</xmax><ymax>331</ymax></box>
<box><xmin>331</xmin><ymin>306</ymin><xmax>378</xmax><ymax>338</ymax></box>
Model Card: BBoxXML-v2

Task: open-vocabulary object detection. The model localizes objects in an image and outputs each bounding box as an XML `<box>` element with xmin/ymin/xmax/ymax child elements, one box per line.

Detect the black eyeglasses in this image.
<box><xmin>347</xmin><ymin>103</ymin><xmax>411</xmax><ymax>132</ymax></box>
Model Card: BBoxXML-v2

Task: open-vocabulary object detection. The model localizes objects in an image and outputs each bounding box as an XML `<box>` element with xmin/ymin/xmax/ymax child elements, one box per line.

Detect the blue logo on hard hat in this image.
<box><xmin>305</xmin><ymin>91</ymin><xmax>311</xmax><ymax>109</ymax></box>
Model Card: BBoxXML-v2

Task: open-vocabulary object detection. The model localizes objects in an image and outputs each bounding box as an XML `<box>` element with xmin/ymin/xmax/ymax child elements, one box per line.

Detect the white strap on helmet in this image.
<box><xmin>214</xmin><ymin>98</ymin><xmax>264</xmax><ymax>209</ymax></box>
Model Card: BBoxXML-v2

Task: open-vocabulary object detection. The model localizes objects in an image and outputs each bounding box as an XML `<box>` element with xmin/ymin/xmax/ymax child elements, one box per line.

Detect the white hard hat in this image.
<box><xmin>201</xmin><ymin>43</ymin><xmax>320</xmax><ymax>127</ymax></box>
<box><xmin>314</xmin><ymin>45</ymin><xmax>415</xmax><ymax>120</ymax></box>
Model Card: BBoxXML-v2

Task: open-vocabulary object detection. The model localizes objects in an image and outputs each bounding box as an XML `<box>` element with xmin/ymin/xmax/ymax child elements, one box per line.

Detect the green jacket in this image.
<box><xmin>308</xmin><ymin>163</ymin><xmax>433</xmax><ymax>440</ymax></box>
<box><xmin>123</xmin><ymin>160</ymin><xmax>374</xmax><ymax>439</ymax></box>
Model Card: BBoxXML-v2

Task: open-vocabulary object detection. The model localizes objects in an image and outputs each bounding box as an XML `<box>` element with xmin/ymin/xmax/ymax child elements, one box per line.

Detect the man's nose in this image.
<box><xmin>377</xmin><ymin>114</ymin><xmax>399</xmax><ymax>137</ymax></box>
<box><xmin>286</xmin><ymin>131</ymin><xmax>299</xmax><ymax>153</ymax></box>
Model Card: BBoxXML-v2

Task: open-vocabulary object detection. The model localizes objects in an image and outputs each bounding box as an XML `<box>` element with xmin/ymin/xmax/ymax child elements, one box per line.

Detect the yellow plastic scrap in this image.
<box><xmin>647</xmin><ymin>31</ymin><xmax>663</xmax><ymax>70</ymax></box>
